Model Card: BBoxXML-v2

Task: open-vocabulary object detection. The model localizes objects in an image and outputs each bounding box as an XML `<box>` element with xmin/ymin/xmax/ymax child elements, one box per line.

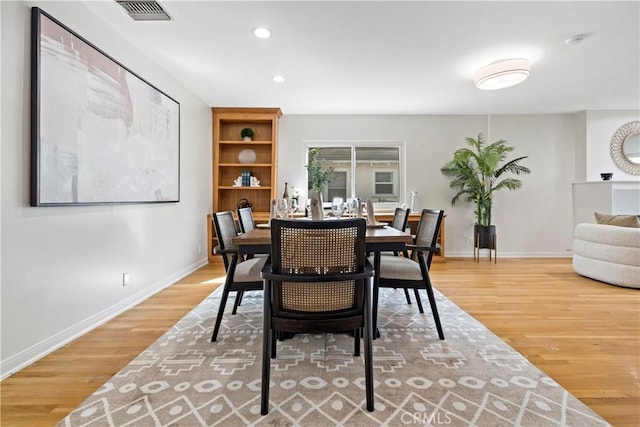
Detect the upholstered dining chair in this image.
<box><xmin>371</xmin><ymin>209</ymin><xmax>445</xmax><ymax>340</ymax></box>
<box><xmin>210</xmin><ymin>211</ymin><xmax>266</xmax><ymax>342</ymax></box>
<box><xmin>390</xmin><ymin>206</ymin><xmax>411</xmax><ymax>236</ymax></box>
<box><xmin>388</xmin><ymin>207</ymin><xmax>413</xmax><ymax>303</ymax></box>
<box><xmin>235</xmin><ymin>206</ymin><xmax>261</xmax><ymax>309</ymax></box>
<box><xmin>260</xmin><ymin>218</ymin><xmax>375</xmax><ymax>415</ymax></box>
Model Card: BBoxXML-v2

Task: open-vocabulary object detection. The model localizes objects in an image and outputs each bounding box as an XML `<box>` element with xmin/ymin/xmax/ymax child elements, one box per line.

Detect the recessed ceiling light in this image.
<box><xmin>253</xmin><ymin>27</ymin><xmax>271</xmax><ymax>39</ymax></box>
<box><xmin>272</xmin><ymin>75</ymin><xmax>285</xmax><ymax>83</ymax></box>
<box><xmin>474</xmin><ymin>58</ymin><xmax>531</xmax><ymax>90</ymax></box>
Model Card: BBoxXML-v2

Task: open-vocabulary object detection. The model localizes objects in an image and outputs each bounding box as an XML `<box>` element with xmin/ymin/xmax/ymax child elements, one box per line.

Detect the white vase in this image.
<box><xmin>238</xmin><ymin>149</ymin><xmax>256</xmax><ymax>164</ymax></box>
<box><xmin>243</xmin><ymin>136</ymin><xmax>252</xmax><ymax>142</ymax></box>
<box><xmin>410</xmin><ymin>191</ymin><xmax>419</xmax><ymax>213</ymax></box>
<box><xmin>310</xmin><ymin>190</ymin><xmax>324</xmax><ymax>220</ymax></box>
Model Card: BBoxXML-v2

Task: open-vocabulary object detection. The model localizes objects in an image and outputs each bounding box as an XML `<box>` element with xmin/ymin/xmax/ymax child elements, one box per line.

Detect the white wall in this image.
<box><xmin>279</xmin><ymin>114</ymin><xmax>578</xmax><ymax>257</ymax></box>
<box><xmin>573</xmin><ymin>111</ymin><xmax>587</xmax><ymax>182</ymax></box>
<box><xmin>585</xmin><ymin>110</ymin><xmax>640</xmax><ymax>181</ymax></box>
<box><xmin>1</xmin><ymin>1</ymin><xmax>212</xmax><ymax>376</ymax></box>
<box><xmin>0</xmin><ymin>4</ymin><xmax>4</xmax><ymax>366</ymax></box>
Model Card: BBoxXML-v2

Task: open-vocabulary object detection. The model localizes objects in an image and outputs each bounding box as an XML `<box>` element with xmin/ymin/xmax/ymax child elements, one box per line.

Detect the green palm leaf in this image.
<box><xmin>440</xmin><ymin>133</ymin><xmax>530</xmax><ymax>226</ymax></box>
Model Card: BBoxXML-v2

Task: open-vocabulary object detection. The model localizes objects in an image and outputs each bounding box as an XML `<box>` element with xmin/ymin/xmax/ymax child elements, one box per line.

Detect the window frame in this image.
<box><xmin>372</xmin><ymin>169</ymin><xmax>397</xmax><ymax>198</ymax></box>
<box><xmin>304</xmin><ymin>140</ymin><xmax>406</xmax><ymax>210</ymax></box>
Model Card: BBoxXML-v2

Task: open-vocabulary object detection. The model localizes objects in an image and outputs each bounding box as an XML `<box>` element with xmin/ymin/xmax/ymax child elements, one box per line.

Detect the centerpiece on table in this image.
<box><xmin>306</xmin><ymin>148</ymin><xmax>334</xmax><ymax>220</ymax></box>
<box><xmin>288</xmin><ymin>185</ymin><xmax>301</xmax><ymax>212</ymax></box>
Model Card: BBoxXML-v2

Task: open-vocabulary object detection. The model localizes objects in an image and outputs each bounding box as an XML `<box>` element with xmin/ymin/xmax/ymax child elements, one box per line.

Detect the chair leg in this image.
<box><xmin>232</xmin><ymin>290</ymin><xmax>244</xmax><ymax>314</ymax></box>
<box><xmin>372</xmin><ymin>253</ymin><xmax>381</xmax><ymax>339</ymax></box>
<box><xmin>423</xmin><ymin>273</ymin><xmax>445</xmax><ymax>340</ymax></box>
<box><xmin>261</xmin><ymin>329</ymin><xmax>272</xmax><ymax>415</ymax></box>
<box><xmin>403</xmin><ymin>288</ymin><xmax>412</xmax><ymax>304</ymax></box>
<box><xmin>364</xmin><ymin>277</ymin><xmax>374</xmax><ymax>412</ymax></box>
<box><xmin>261</xmin><ymin>280</ymin><xmax>272</xmax><ymax>415</ymax></box>
<box><xmin>211</xmin><ymin>281</ymin><xmax>232</xmax><ymax>342</ymax></box>
<box><xmin>212</xmin><ymin>254</ymin><xmax>240</xmax><ymax>342</ymax></box>
<box><xmin>413</xmin><ymin>288</ymin><xmax>424</xmax><ymax>313</ymax></box>
<box><xmin>354</xmin><ymin>328</ymin><xmax>361</xmax><ymax>357</ymax></box>
<box><xmin>271</xmin><ymin>330</ymin><xmax>277</xmax><ymax>359</ymax></box>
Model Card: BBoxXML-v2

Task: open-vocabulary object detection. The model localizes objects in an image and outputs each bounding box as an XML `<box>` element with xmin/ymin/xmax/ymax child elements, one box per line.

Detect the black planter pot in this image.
<box><xmin>474</xmin><ymin>224</ymin><xmax>496</xmax><ymax>249</ymax></box>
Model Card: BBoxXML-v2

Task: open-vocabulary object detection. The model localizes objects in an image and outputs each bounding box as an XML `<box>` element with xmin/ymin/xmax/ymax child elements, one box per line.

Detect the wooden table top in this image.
<box><xmin>232</xmin><ymin>224</ymin><xmax>413</xmax><ymax>247</ymax></box>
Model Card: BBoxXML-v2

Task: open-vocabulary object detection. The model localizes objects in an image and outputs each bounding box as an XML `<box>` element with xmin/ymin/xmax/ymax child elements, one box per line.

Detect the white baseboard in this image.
<box><xmin>0</xmin><ymin>258</ymin><xmax>209</xmax><ymax>380</ymax></box>
<box><xmin>444</xmin><ymin>251</ymin><xmax>572</xmax><ymax>258</ymax></box>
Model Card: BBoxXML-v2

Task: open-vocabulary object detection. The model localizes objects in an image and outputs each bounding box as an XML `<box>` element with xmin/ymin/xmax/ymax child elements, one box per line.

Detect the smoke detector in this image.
<box><xmin>116</xmin><ymin>1</ymin><xmax>172</xmax><ymax>21</ymax></box>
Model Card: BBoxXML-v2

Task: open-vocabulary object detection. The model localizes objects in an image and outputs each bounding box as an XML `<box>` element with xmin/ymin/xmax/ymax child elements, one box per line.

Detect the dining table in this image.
<box><xmin>231</xmin><ymin>220</ymin><xmax>414</xmax><ymax>337</ymax></box>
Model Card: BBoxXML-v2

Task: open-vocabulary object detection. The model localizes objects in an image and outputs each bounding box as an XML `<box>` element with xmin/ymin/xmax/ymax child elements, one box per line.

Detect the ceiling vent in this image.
<box><xmin>116</xmin><ymin>1</ymin><xmax>172</xmax><ymax>21</ymax></box>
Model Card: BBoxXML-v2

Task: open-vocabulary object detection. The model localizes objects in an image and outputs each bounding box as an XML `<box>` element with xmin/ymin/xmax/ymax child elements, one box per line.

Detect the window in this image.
<box><xmin>374</xmin><ymin>171</ymin><xmax>395</xmax><ymax>196</ymax></box>
<box><xmin>306</xmin><ymin>144</ymin><xmax>403</xmax><ymax>207</ymax></box>
<box><xmin>327</xmin><ymin>170</ymin><xmax>348</xmax><ymax>201</ymax></box>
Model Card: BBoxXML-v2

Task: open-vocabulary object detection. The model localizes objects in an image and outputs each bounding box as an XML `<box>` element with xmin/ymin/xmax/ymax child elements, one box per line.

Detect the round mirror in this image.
<box><xmin>623</xmin><ymin>133</ymin><xmax>640</xmax><ymax>164</ymax></box>
<box><xmin>610</xmin><ymin>121</ymin><xmax>640</xmax><ymax>175</ymax></box>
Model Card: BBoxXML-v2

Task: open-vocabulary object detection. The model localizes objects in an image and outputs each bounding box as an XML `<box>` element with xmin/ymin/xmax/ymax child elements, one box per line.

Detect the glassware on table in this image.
<box><xmin>343</xmin><ymin>197</ymin><xmax>352</xmax><ymax>217</ymax></box>
<box><xmin>331</xmin><ymin>197</ymin><xmax>345</xmax><ymax>219</ymax></box>
<box><xmin>345</xmin><ymin>197</ymin><xmax>358</xmax><ymax>217</ymax></box>
<box><xmin>276</xmin><ymin>198</ymin><xmax>289</xmax><ymax>219</ymax></box>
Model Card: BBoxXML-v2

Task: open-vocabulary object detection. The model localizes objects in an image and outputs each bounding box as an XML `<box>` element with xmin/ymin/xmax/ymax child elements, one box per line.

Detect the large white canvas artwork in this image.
<box><xmin>31</xmin><ymin>8</ymin><xmax>180</xmax><ymax>206</ymax></box>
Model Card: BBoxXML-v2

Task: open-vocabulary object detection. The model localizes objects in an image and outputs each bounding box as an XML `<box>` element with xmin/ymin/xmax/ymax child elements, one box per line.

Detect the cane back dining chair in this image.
<box><xmin>210</xmin><ymin>211</ymin><xmax>266</xmax><ymax>342</ymax></box>
<box><xmin>237</xmin><ymin>206</ymin><xmax>257</xmax><ymax>234</ymax></box>
<box><xmin>390</xmin><ymin>207</ymin><xmax>411</xmax><ymax>237</ymax></box>
<box><xmin>260</xmin><ymin>218</ymin><xmax>375</xmax><ymax>415</ymax></box>
<box><xmin>235</xmin><ymin>206</ymin><xmax>261</xmax><ymax>309</ymax></box>
<box><xmin>388</xmin><ymin>207</ymin><xmax>413</xmax><ymax>303</ymax></box>
<box><xmin>372</xmin><ymin>208</ymin><xmax>445</xmax><ymax>340</ymax></box>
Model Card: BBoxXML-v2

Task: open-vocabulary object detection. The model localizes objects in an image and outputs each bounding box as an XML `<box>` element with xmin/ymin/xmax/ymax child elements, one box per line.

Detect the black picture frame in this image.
<box><xmin>30</xmin><ymin>7</ymin><xmax>180</xmax><ymax>206</ymax></box>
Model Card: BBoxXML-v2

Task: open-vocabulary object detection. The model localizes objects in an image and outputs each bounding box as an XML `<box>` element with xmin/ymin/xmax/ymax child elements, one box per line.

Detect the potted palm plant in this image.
<box><xmin>306</xmin><ymin>148</ymin><xmax>334</xmax><ymax>219</ymax></box>
<box><xmin>440</xmin><ymin>133</ymin><xmax>531</xmax><ymax>249</ymax></box>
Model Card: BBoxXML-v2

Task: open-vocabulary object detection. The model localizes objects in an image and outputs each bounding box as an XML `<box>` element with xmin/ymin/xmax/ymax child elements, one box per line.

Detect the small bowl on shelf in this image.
<box><xmin>600</xmin><ymin>173</ymin><xmax>613</xmax><ymax>181</ymax></box>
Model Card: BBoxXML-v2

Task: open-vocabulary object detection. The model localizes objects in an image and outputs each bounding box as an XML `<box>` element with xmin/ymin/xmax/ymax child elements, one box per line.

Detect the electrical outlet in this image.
<box><xmin>122</xmin><ymin>272</ymin><xmax>130</xmax><ymax>287</ymax></box>
<box><xmin>198</xmin><ymin>243</ymin><xmax>202</xmax><ymax>255</ymax></box>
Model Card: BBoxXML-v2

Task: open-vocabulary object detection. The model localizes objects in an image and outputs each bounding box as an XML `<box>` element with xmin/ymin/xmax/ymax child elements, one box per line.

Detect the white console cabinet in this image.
<box><xmin>572</xmin><ymin>181</ymin><xmax>640</xmax><ymax>227</ymax></box>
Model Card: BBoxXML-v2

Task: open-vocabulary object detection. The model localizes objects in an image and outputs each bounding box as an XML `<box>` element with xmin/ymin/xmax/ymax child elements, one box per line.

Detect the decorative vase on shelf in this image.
<box><xmin>240</xmin><ymin>127</ymin><xmax>254</xmax><ymax>142</ymax></box>
<box><xmin>238</xmin><ymin>149</ymin><xmax>256</xmax><ymax>164</ymax></box>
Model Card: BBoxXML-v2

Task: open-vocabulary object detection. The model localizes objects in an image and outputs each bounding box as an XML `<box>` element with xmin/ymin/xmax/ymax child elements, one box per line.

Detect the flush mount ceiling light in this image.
<box><xmin>272</xmin><ymin>75</ymin><xmax>285</xmax><ymax>83</ymax></box>
<box><xmin>253</xmin><ymin>27</ymin><xmax>271</xmax><ymax>39</ymax></box>
<box><xmin>474</xmin><ymin>58</ymin><xmax>531</xmax><ymax>90</ymax></box>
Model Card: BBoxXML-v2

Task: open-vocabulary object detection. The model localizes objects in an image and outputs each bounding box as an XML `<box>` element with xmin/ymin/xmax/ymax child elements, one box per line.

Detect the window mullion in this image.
<box><xmin>350</xmin><ymin>145</ymin><xmax>356</xmax><ymax>198</ymax></box>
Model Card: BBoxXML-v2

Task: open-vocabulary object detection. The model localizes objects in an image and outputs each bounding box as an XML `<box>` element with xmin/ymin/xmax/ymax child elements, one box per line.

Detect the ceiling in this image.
<box><xmin>81</xmin><ymin>1</ymin><xmax>640</xmax><ymax>115</ymax></box>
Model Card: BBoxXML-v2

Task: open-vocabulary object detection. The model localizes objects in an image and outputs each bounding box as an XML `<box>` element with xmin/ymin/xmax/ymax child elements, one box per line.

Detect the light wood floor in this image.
<box><xmin>1</xmin><ymin>258</ymin><xmax>638</xmax><ymax>426</ymax></box>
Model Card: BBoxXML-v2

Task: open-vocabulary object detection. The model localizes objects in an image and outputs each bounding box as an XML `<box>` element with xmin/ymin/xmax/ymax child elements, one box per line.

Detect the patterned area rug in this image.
<box><xmin>58</xmin><ymin>287</ymin><xmax>609</xmax><ymax>426</ymax></box>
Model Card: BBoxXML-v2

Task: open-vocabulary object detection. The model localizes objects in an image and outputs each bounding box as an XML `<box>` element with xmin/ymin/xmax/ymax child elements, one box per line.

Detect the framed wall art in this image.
<box><xmin>30</xmin><ymin>7</ymin><xmax>180</xmax><ymax>206</ymax></box>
